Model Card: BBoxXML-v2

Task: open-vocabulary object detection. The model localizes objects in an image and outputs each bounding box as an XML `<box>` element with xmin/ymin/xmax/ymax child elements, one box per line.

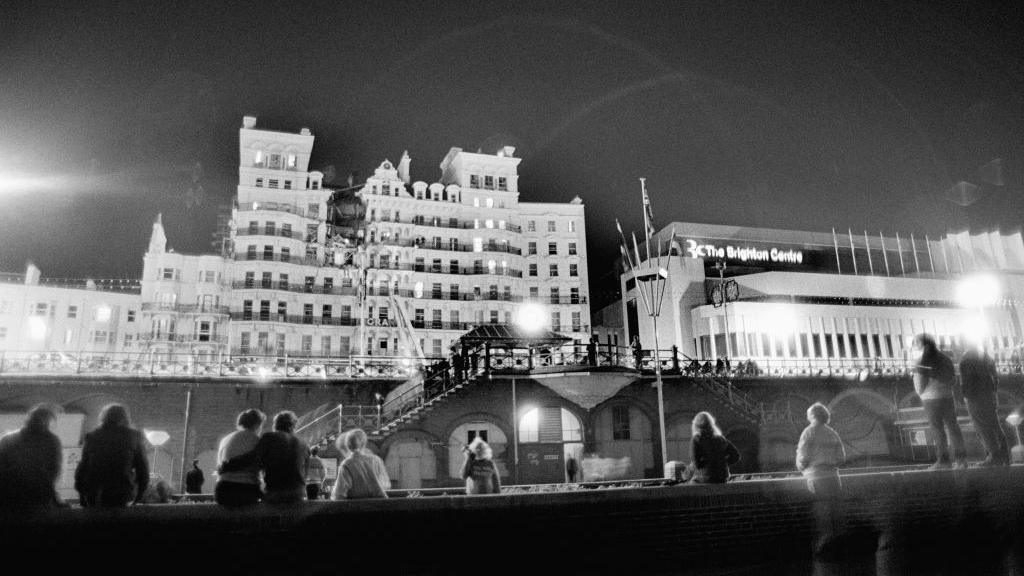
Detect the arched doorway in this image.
<box><xmin>827</xmin><ymin>389</ymin><xmax>897</xmax><ymax>466</ymax></box>
<box><xmin>725</xmin><ymin>428</ymin><xmax>760</xmax><ymax>473</ymax></box>
<box><xmin>517</xmin><ymin>407</ymin><xmax>583</xmax><ymax>484</ymax></box>
<box><xmin>592</xmin><ymin>403</ymin><xmax>654</xmax><ymax>479</ymax></box>
<box><xmin>384</xmin><ymin>433</ymin><xmax>437</xmax><ymax>490</ymax></box>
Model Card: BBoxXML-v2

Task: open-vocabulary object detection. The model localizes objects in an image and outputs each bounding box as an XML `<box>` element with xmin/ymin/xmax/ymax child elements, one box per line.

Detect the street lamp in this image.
<box><xmin>512</xmin><ymin>301</ymin><xmax>548</xmax><ymax>484</ymax></box>
<box><xmin>956</xmin><ymin>273</ymin><xmax>1002</xmax><ymax>351</ymax></box>
<box><xmin>144</xmin><ymin>429</ymin><xmax>171</xmax><ymax>475</ymax></box>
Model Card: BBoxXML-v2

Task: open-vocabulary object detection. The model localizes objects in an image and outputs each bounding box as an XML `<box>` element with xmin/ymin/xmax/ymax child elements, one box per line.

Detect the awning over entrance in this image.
<box><xmin>457</xmin><ymin>324</ymin><xmax>571</xmax><ymax>349</ymax></box>
<box><xmin>533</xmin><ymin>373</ymin><xmax>638</xmax><ymax>410</ymax></box>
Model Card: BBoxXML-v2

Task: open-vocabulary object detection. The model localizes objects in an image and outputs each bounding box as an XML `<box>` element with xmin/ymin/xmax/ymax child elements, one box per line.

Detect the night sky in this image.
<box><xmin>2</xmin><ymin>0</ymin><xmax>1022</xmax><ymax>306</ymax></box>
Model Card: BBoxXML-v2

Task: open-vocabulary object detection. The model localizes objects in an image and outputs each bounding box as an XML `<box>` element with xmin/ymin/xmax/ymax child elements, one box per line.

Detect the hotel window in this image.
<box><xmin>450</xmin><ymin>284</ymin><xmax>459</xmax><ymax>299</ymax></box>
<box><xmin>551</xmin><ymin>311</ymin><xmax>560</xmax><ymax>331</ymax></box>
<box><xmin>470</xmin><ymin>175</ymin><xmax>479</xmax><ymax>188</ymax></box>
<box><xmin>570</xmin><ymin>287</ymin><xmax>580</xmax><ymax>304</ymax></box>
<box><xmin>485</xmin><ymin>219</ymin><xmax>494</xmax><ymax>229</ymax></box>
<box><xmin>248</xmin><ymin>220</ymin><xmax>259</xmax><ymax>234</ymax></box>
<box><xmin>449</xmin><ymin>259</ymin><xmax>459</xmax><ymax>273</ymax></box>
<box><xmin>488</xmin><ymin>260</ymin><xmax>497</xmax><ymax>274</ymax></box>
<box><xmin>529</xmin><ymin>264</ymin><xmax>537</xmax><ymax>277</ymax></box>
<box><xmin>127</xmin><ymin>310</ymin><xmax>136</xmax><ymax>322</ymax></box>
<box><xmin>278</xmin><ymin>274</ymin><xmax>289</xmax><ymax>290</ymax></box>
<box><xmin>415</xmin><ymin>309</ymin><xmax>425</xmax><ymax>325</ymax></box>
<box><xmin>339</xmin><ymin>336</ymin><xmax>350</xmax><ymax>354</ymax></box>
<box><xmin>503</xmin><ymin>286</ymin><xmax>511</xmax><ymax>300</ymax></box>
<box><xmin>305</xmin><ymin>245</ymin><xmax>317</xmax><ymax>261</ymax></box>
<box><xmin>245</xmin><ymin>272</ymin><xmax>255</xmax><ymax>288</ymax></box>
<box><xmin>268</xmin><ymin>154</ymin><xmax>281</xmax><ymax>169</ymax></box>
<box><xmin>572</xmin><ymin>312</ymin><xmax>581</xmax><ymax>332</ymax></box>
<box><xmin>433</xmin><ymin>339</ymin><xmax>443</xmax><ymax>356</ymax></box>
<box><xmin>311</xmin><ymin>180</ymin><xmax>319</xmax><ymax>190</ymax></box>
<box><xmin>240</xmin><ymin>332</ymin><xmax>251</xmax><ymax>354</ymax></box>
<box><xmin>498</xmin><ymin>177</ymin><xmax>507</xmax><ymax>191</ymax></box>
<box><xmin>489</xmin><ymin>284</ymin><xmax>498</xmax><ymax>299</ymax></box>
<box><xmin>450</xmin><ymin>310</ymin><xmax>460</xmax><ymax>325</ymax></box>
<box><xmin>303</xmin><ymin>304</ymin><xmax>314</xmax><ymax>322</ymax></box>
<box><xmin>341</xmin><ymin>305</ymin><xmax>352</xmax><ymax>321</ymax></box>
<box><xmin>268</xmin><ymin>179</ymin><xmax>279</xmax><ymax>188</ymax></box>
<box><xmin>612</xmin><ymin>405</ymin><xmax>631</xmax><ymax>440</ymax></box>
<box><xmin>431</xmin><ymin>258</ymin><xmax>442</xmax><ymax>273</ymax></box>
<box><xmin>529</xmin><ymin>287</ymin><xmax>539</xmax><ymax>299</ymax></box>
<box><xmin>473</xmin><ymin>198</ymin><xmax>480</xmax><ymax>207</ymax></box>
<box><xmin>302</xmin><ymin>335</ymin><xmax>312</xmax><ymax>355</ymax></box>
<box><xmin>256</xmin><ymin>178</ymin><xmax>263</xmax><ymax>187</ymax></box>
<box><xmin>281</xmin><ymin>247</ymin><xmax>290</xmax><ymax>261</ymax></box>
<box><xmin>569</xmin><ymin>264</ymin><xmax>578</xmax><ymax>277</ymax></box>
<box><xmin>263</xmin><ymin>245</ymin><xmax>273</xmax><ymax>260</ymax></box>
<box><xmin>473</xmin><ymin>238</ymin><xmax>483</xmax><ymax>252</ymax></box>
<box><xmin>323</xmin><ymin>277</ymin><xmax>333</xmax><ymax>292</ymax></box>
<box><xmin>568</xmin><ymin>242</ymin><xmax>577</xmax><ymax>255</ymax></box>
<box><xmin>473</xmin><ymin>260</ymin><xmax>483</xmax><ymax>274</ymax></box>
<box><xmin>247</xmin><ymin>245</ymin><xmax>257</xmax><ymax>259</ymax></box>
<box><xmin>278</xmin><ymin>302</ymin><xmax>287</xmax><ymax>317</ymax></box>
<box><xmin>261</xmin><ymin>272</ymin><xmax>272</xmax><ymax>288</ymax></box>
<box><xmin>322</xmin><ymin>305</ymin><xmax>332</xmax><ymax>319</ymax></box>
<box><xmin>546</xmin><ymin>242</ymin><xmax>557</xmax><ymax>256</ymax></box>
<box><xmin>254</xmin><ymin>150</ymin><xmax>263</xmax><ymax>166</ymax></box>
<box><xmin>432</xmin><ymin>283</ymin><xmax>442</xmax><ymax>298</ymax></box>
<box><xmin>432</xmin><ymin>310</ymin><xmax>442</xmax><ymax>328</ymax></box>
<box><xmin>486</xmin><ymin>197</ymin><xmax>494</xmax><ymax>208</ymax></box>
<box><xmin>432</xmin><ymin>236</ymin><xmax>442</xmax><ymax>249</ymax></box>
<box><xmin>67</xmin><ymin>306</ymin><xmax>78</xmax><ymax>319</ymax></box>
<box><xmin>259</xmin><ymin>301</ymin><xmax>270</xmax><ymax>321</ymax></box>
<box><xmin>550</xmin><ymin>287</ymin><xmax>560</xmax><ymax>304</ymax></box>
<box><xmin>283</xmin><ymin>180</ymin><xmax>292</xmax><ymax>190</ymax></box>
<box><xmin>198</xmin><ymin>321</ymin><xmax>211</xmax><ymax>342</ymax></box>
<box><xmin>321</xmin><ymin>336</ymin><xmax>331</xmax><ymax>355</ymax></box>
<box><xmin>569</xmin><ymin>221</ymin><xmax>577</xmax><ymax>233</ymax></box>
<box><xmin>548</xmin><ymin>221</ymin><xmax>556</xmax><ymax>232</ymax></box>
<box><xmin>381</xmin><ymin>307</ymin><xmax>391</xmax><ymax>323</ymax></box>
<box><xmin>484</xmin><ymin>176</ymin><xmax>494</xmax><ymax>189</ymax></box>
<box><xmin>162</xmin><ymin>268</ymin><xmax>176</xmax><ymax>280</ymax></box>
<box><xmin>307</xmin><ymin>203</ymin><xmax>320</xmax><ymax>217</ymax></box>
<box><xmin>490</xmin><ymin>311</ymin><xmax>499</xmax><ymax>324</ymax></box>
<box><xmin>549</xmin><ymin>264</ymin><xmax>558</xmax><ymax>277</ymax></box>
<box><xmin>242</xmin><ymin>301</ymin><xmax>253</xmax><ymax>321</ymax></box>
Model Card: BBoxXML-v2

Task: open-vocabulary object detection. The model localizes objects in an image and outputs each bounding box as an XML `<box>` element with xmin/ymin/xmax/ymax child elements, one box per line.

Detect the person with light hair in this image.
<box><xmin>462</xmin><ymin>436</ymin><xmax>502</xmax><ymax>495</ymax></box>
<box><xmin>220</xmin><ymin>410</ymin><xmax>309</xmax><ymax>504</ymax></box>
<box><xmin>331</xmin><ymin>429</ymin><xmax>390</xmax><ymax>500</ymax></box>
<box><xmin>796</xmin><ymin>402</ymin><xmax>846</xmax><ymax>495</ymax></box>
<box><xmin>688</xmin><ymin>411</ymin><xmax>740</xmax><ymax>484</ymax></box>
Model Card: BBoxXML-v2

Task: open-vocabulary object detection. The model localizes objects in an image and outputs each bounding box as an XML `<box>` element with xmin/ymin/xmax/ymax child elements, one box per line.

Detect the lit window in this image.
<box><xmin>527</xmin><ymin>221</ymin><xmax>536</xmax><ymax>232</ymax></box>
<box><xmin>287</xmin><ymin>154</ymin><xmax>296</xmax><ymax>168</ymax></box>
<box><xmin>473</xmin><ymin>197</ymin><xmax>480</xmax><ymax>207</ymax></box>
<box><xmin>488</xmin><ymin>260</ymin><xmax>496</xmax><ymax>274</ymax></box>
<box><xmin>93</xmin><ymin>305</ymin><xmax>112</xmax><ymax>323</ymax></box>
<box><xmin>485</xmin><ymin>219</ymin><xmax>494</xmax><ymax>229</ymax></box>
<box><xmin>485</xmin><ymin>197</ymin><xmax>494</xmax><ymax>208</ymax></box>
<box><xmin>473</xmin><ymin>238</ymin><xmax>483</xmax><ymax>252</ymax></box>
<box><xmin>254</xmin><ymin>150</ymin><xmax>263</xmax><ymax>165</ymax></box>
<box><xmin>569</xmin><ymin>221</ymin><xmax>577</xmax><ymax>233</ymax></box>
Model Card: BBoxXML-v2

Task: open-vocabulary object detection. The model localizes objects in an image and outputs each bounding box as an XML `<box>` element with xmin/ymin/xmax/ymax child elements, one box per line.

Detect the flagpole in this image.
<box><xmin>879</xmin><ymin>231</ymin><xmax>890</xmax><ymax>276</ymax></box>
<box><xmin>640</xmin><ymin>178</ymin><xmax>652</xmax><ymax>263</ymax></box>
<box><xmin>863</xmin><ymin>230</ymin><xmax>874</xmax><ymax>275</ymax></box>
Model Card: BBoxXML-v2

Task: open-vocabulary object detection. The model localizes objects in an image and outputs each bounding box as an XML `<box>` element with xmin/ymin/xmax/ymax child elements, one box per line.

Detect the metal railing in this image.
<box><xmin>141</xmin><ymin>303</ymin><xmax>230</xmax><ymax>315</ymax></box>
<box><xmin>236</xmin><ymin>202</ymin><xmax>320</xmax><ymax>220</ymax></box>
<box><xmin>230</xmin><ymin>280</ymin><xmax>359</xmax><ymax>296</ymax></box>
<box><xmin>235</xmin><ymin>227</ymin><xmax>305</xmax><ymax>240</ymax></box>
<box><xmin>229</xmin><ymin>312</ymin><xmax>361</xmax><ymax>326</ymax></box>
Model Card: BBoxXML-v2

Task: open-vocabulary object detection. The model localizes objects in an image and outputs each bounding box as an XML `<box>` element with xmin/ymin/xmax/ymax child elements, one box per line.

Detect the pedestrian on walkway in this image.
<box><xmin>305</xmin><ymin>446</ymin><xmax>327</xmax><ymax>500</ymax></box>
<box><xmin>960</xmin><ymin>344</ymin><xmax>1010</xmax><ymax>466</ymax></box>
<box><xmin>74</xmin><ymin>404</ymin><xmax>149</xmax><ymax>508</ymax></box>
<box><xmin>185</xmin><ymin>459</ymin><xmax>204</xmax><ymax>494</ymax></box>
<box><xmin>462</xmin><ymin>437</ymin><xmax>502</xmax><ymax>494</ymax></box>
<box><xmin>912</xmin><ymin>333</ymin><xmax>966</xmax><ymax>469</ymax></box>
<box><xmin>688</xmin><ymin>411</ymin><xmax>740</xmax><ymax>484</ymax></box>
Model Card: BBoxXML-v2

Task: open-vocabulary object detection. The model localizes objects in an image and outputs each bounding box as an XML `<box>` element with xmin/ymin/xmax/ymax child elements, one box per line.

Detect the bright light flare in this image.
<box><xmin>517</xmin><ymin>303</ymin><xmax>547</xmax><ymax>334</ymax></box>
<box><xmin>27</xmin><ymin>316</ymin><xmax>47</xmax><ymax>340</ymax></box>
<box><xmin>956</xmin><ymin>273</ymin><xmax>1001</xmax><ymax>308</ymax></box>
<box><xmin>0</xmin><ymin>172</ymin><xmax>67</xmax><ymax>195</ymax></box>
<box><xmin>761</xmin><ymin>305</ymin><xmax>798</xmax><ymax>337</ymax></box>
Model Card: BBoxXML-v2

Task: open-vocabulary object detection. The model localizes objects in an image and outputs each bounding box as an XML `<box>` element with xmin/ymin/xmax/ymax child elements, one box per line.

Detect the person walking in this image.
<box><xmin>461</xmin><ymin>437</ymin><xmax>502</xmax><ymax>494</ymax></box>
<box><xmin>74</xmin><ymin>404</ymin><xmax>149</xmax><ymax>508</ymax></box>
<box><xmin>587</xmin><ymin>336</ymin><xmax>598</xmax><ymax>366</ymax></box>
<box><xmin>565</xmin><ymin>455</ymin><xmax>579</xmax><ymax>483</ymax></box>
<box><xmin>214</xmin><ymin>408</ymin><xmax>265</xmax><ymax>508</ymax></box>
<box><xmin>960</xmin><ymin>344</ymin><xmax>1010</xmax><ymax>466</ymax></box>
<box><xmin>0</xmin><ymin>404</ymin><xmax>64</xmax><ymax>513</ymax></box>
<box><xmin>185</xmin><ymin>459</ymin><xmax>204</xmax><ymax>494</ymax></box>
<box><xmin>688</xmin><ymin>411</ymin><xmax>741</xmax><ymax>484</ymax></box>
<box><xmin>331</xmin><ymin>429</ymin><xmax>390</xmax><ymax>499</ymax></box>
<box><xmin>631</xmin><ymin>335</ymin><xmax>642</xmax><ymax>370</ymax></box>
<box><xmin>305</xmin><ymin>446</ymin><xmax>327</xmax><ymax>500</ymax></box>
<box><xmin>220</xmin><ymin>411</ymin><xmax>309</xmax><ymax>504</ymax></box>
<box><xmin>912</xmin><ymin>333</ymin><xmax>966</xmax><ymax>469</ymax></box>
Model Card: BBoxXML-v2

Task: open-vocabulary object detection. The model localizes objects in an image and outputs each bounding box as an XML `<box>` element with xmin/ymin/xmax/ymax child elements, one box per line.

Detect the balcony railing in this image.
<box><xmin>236</xmin><ymin>202</ymin><xmax>320</xmax><ymax>220</ymax></box>
<box><xmin>229</xmin><ymin>312</ymin><xmax>361</xmax><ymax>326</ymax></box>
<box><xmin>374</xmin><ymin>238</ymin><xmax>522</xmax><ymax>256</ymax></box>
<box><xmin>235</xmin><ymin>227</ymin><xmax>305</xmax><ymax>240</ymax></box>
<box><xmin>365</xmin><ymin>288</ymin><xmax>524</xmax><ymax>302</ymax></box>
<box><xmin>236</xmin><ymin>252</ymin><xmax>321</xmax><ymax>266</ymax></box>
<box><xmin>136</xmin><ymin>333</ymin><xmax>229</xmax><ymax>344</ymax></box>
<box><xmin>230</xmin><ymin>280</ymin><xmax>358</xmax><ymax>296</ymax></box>
<box><xmin>546</xmin><ymin>296</ymin><xmax>589</xmax><ymax>305</ymax></box>
<box><xmin>392</xmin><ymin>217</ymin><xmax>522</xmax><ymax>233</ymax></box>
<box><xmin>368</xmin><ymin>263</ymin><xmax>523</xmax><ymax>278</ymax></box>
<box><xmin>141</xmin><ymin>303</ymin><xmax>230</xmax><ymax>315</ymax></box>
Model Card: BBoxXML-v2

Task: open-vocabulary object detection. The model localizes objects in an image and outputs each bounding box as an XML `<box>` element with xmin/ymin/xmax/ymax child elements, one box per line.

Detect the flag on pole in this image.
<box><xmin>642</xmin><ymin>183</ymin><xmax>656</xmax><ymax>239</ymax></box>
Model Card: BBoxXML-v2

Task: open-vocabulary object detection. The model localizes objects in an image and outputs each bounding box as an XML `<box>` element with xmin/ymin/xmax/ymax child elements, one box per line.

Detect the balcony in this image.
<box><xmin>365</xmin><ymin>288</ymin><xmax>524</xmax><ymax>302</ymax></box>
<box><xmin>546</xmin><ymin>296</ymin><xmax>589</xmax><ymax>305</ymax></box>
<box><xmin>141</xmin><ymin>303</ymin><xmax>231</xmax><ymax>315</ymax></box>
<box><xmin>235</xmin><ymin>227</ymin><xmax>305</xmax><ymax>240</ymax></box>
<box><xmin>235</xmin><ymin>252</ymin><xmax>320</xmax><ymax>266</ymax></box>
<box><xmin>231</xmin><ymin>280</ymin><xmax>358</xmax><ymax>296</ymax></box>
<box><xmin>229</xmin><ymin>312</ymin><xmax>361</xmax><ymax>327</ymax></box>
<box><xmin>398</xmin><ymin>217</ymin><xmax>522</xmax><ymax>233</ymax></box>
<box><xmin>409</xmin><ymin>320</ymin><xmax>475</xmax><ymax>331</ymax></box>
<box><xmin>369</xmin><ymin>263</ymin><xmax>523</xmax><ymax>278</ymax></box>
<box><xmin>236</xmin><ymin>202</ymin><xmax>320</xmax><ymax>220</ymax></box>
<box><xmin>374</xmin><ymin>238</ymin><xmax>522</xmax><ymax>256</ymax></box>
<box><xmin>137</xmin><ymin>333</ymin><xmax>229</xmax><ymax>344</ymax></box>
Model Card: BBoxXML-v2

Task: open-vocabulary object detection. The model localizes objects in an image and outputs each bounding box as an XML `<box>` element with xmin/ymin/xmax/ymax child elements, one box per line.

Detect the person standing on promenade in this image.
<box><xmin>959</xmin><ymin>344</ymin><xmax>1010</xmax><ymax>466</ymax></box>
<box><xmin>796</xmin><ymin>403</ymin><xmax>846</xmax><ymax>496</ymax></box>
<box><xmin>220</xmin><ymin>410</ymin><xmax>309</xmax><ymax>504</ymax></box>
<box><xmin>75</xmin><ymin>404</ymin><xmax>149</xmax><ymax>508</ymax></box>
<box><xmin>912</xmin><ymin>333</ymin><xmax>966</xmax><ymax>469</ymax></box>
<box><xmin>689</xmin><ymin>411</ymin><xmax>740</xmax><ymax>484</ymax></box>
<box><xmin>185</xmin><ymin>459</ymin><xmax>204</xmax><ymax>494</ymax></box>
<box><xmin>305</xmin><ymin>446</ymin><xmax>327</xmax><ymax>500</ymax></box>
<box><xmin>331</xmin><ymin>429</ymin><xmax>390</xmax><ymax>500</ymax></box>
<box><xmin>214</xmin><ymin>409</ymin><xmax>265</xmax><ymax>507</ymax></box>
<box><xmin>462</xmin><ymin>437</ymin><xmax>502</xmax><ymax>495</ymax></box>
<box><xmin>0</xmin><ymin>404</ymin><xmax>64</xmax><ymax>513</ymax></box>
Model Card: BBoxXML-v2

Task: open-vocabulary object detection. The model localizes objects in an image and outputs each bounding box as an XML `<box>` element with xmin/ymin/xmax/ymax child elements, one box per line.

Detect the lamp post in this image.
<box><xmin>514</xmin><ymin>302</ymin><xmax>547</xmax><ymax>484</ymax></box>
<box><xmin>145</xmin><ymin>429</ymin><xmax>171</xmax><ymax>478</ymax></box>
<box><xmin>634</xmin><ymin>264</ymin><xmax>669</xmax><ymax>469</ymax></box>
<box><xmin>713</xmin><ymin>260</ymin><xmax>733</xmax><ymax>359</ymax></box>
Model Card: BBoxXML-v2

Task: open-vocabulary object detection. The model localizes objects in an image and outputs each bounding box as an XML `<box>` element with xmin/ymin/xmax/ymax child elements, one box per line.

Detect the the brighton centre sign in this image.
<box><xmin>683</xmin><ymin>239</ymin><xmax>804</xmax><ymax>264</ymax></box>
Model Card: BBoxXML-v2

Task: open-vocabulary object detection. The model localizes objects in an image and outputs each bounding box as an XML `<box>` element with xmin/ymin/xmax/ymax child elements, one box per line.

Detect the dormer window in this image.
<box><xmin>254</xmin><ymin>150</ymin><xmax>263</xmax><ymax>166</ymax></box>
<box><xmin>470</xmin><ymin>175</ymin><xmax>479</xmax><ymax>188</ymax></box>
<box><xmin>311</xmin><ymin>180</ymin><xmax>319</xmax><ymax>190</ymax></box>
<box><xmin>268</xmin><ymin>154</ymin><xmax>281</xmax><ymax>169</ymax></box>
<box><xmin>484</xmin><ymin>175</ymin><xmax>494</xmax><ymax>189</ymax></box>
<box><xmin>498</xmin><ymin>177</ymin><xmax>507</xmax><ymax>191</ymax></box>
<box><xmin>287</xmin><ymin>154</ymin><xmax>296</xmax><ymax>169</ymax></box>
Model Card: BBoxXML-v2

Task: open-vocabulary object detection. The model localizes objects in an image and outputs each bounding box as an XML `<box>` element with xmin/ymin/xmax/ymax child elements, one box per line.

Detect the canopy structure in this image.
<box><xmin>457</xmin><ymin>324</ymin><xmax>572</xmax><ymax>349</ymax></box>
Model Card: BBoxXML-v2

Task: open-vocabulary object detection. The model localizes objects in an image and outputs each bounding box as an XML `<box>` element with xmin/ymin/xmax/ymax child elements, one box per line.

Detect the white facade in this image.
<box><xmin>615</xmin><ymin>222</ymin><xmax>1024</xmax><ymax>365</ymax></box>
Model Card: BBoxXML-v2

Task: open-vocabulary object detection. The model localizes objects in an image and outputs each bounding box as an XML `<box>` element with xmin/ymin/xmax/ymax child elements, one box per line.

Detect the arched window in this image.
<box><xmin>519</xmin><ymin>408</ymin><xmax>581</xmax><ymax>443</ymax></box>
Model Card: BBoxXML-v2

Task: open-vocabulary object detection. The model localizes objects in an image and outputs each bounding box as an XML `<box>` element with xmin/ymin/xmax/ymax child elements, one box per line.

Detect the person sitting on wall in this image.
<box><xmin>75</xmin><ymin>404</ymin><xmax>149</xmax><ymax>508</ymax></box>
<box><xmin>687</xmin><ymin>359</ymin><xmax>700</xmax><ymax>376</ymax></box>
<box><xmin>701</xmin><ymin>361</ymin><xmax>713</xmax><ymax>375</ymax></box>
<box><xmin>462</xmin><ymin>437</ymin><xmax>502</xmax><ymax>495</ymax></box>
<box><xmin>0</xmin><ymin>404</ymin><xmax>64</xmax><ymax>513</ymax></box>
<box><xmin>688</xmin><ymin>412</ymin><xmax>740</xmax><ymax>484</ymax></box>
<box><xmin>715</xmin><ymin>358</ymin><xmax>725</xmax><ymax>375</ymax></box>
<box><xmin>331</xmin><ymin>429</ymin><xmax>390</xmax><ymax>500</ymax></box>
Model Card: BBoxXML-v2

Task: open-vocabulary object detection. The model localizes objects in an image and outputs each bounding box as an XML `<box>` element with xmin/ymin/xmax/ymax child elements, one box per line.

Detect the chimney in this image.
<box><xmin>242</xmin><ymin>116</ymin><xmax>257</xmax><ymax>129</ymax></box>
<box><xmin>300</xmin><ymin>127</ymin><xmax>311</xmax><ymax>136</ymax></box>
<box><xmin>86</xmin><ymin>280</ymin><xmax>97</xmax><ymax>291</ymax></box>
<box><xmin>397</xmin><ymin>151</ymin><xmax>411</xmax><ymax>185</ymax></box>
<box><xmin>148</xmin><ymin>213</ymin><xmax>167</xmax><ymax>254</ymax></box>
<box><xmin>499</xmin><ymin>146</ymin><xmax>516</xmax><ymax>158</ymax></box>
<box><xmin>24</xmin><ymin>262</ymin><xmax>41</xmax><ymax>286</ymax></box>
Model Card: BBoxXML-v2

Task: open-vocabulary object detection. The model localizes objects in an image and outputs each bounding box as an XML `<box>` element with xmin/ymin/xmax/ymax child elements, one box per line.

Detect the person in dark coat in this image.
<box><xmin>688</xmin><ymin>411</ymin><xmax>740</xmax><ymax>484</ymax></box>
<box><xmin>220</xmin><ymin>410</ymin><xmax>309</xmax><ymax>504</ymax></box>
<box><xmin>631</xmin><ymin>335</ymin><xmax>643</xmax><ymax>369</ymax></box>
<box><xmin>0</xmin><ymin>404</ymin><xmax>64</xmax><ymax>513</ymax></box>
<box><xmin>74</xmin><ymin>404</ymin><xmax>149</xmax><ymax>508</ymax></box>
<box><xmin>185</xmin><ymin>459</ymin><xmax>204</xmax><ymax>494</ymax></box>
<box><xmin>565</xmin><ymin>455</ymin><xmax>579</xmax><ymax>483</ymax></box>
<box><xmin>960</xmin><ymin>345</ymin><xmax>1010</xmax><ymax>466</ymax></box>
<box><xmin>587</xmin><ymin>337</ymin><xmax>598</xmax><ymax>366</ymax></box>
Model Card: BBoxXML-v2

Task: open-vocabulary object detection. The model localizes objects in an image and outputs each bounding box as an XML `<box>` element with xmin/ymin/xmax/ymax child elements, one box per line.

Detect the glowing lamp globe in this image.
<box><xmin>956</xmin><ymin>274</ymin><xmax>1001</xmax><ymax>308</ymax></box>
<box><xmin>144</xmin><ymin>429</ymin><xmax>170</xmax><ymax>447</ymax></box>
<box><xmin>517</xmin><ymin>303</ymin><xmax>547</xmax><ymax>334</ymax></box>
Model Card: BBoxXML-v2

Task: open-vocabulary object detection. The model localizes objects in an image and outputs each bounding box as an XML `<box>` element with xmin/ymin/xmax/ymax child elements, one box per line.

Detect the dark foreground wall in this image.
<box><xmin>2</xmin><ymin>467</ymin><xmax>1022</xmax><ymax>575</ymax></box>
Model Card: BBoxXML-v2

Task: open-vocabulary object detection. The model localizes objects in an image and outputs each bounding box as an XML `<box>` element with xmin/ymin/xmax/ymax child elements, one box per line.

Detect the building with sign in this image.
<box><xmin>612</xmin><ymin>221</ymin><xmax>1024</xmax><ymax>366</ymax></box>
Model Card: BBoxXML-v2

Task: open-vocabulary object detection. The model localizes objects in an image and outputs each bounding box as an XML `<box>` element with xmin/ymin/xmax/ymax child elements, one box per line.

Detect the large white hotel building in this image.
<box><xmin>0</xmin><ymin>116</ymin><xmax>591</xmax><ymax>359</ymax></box>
